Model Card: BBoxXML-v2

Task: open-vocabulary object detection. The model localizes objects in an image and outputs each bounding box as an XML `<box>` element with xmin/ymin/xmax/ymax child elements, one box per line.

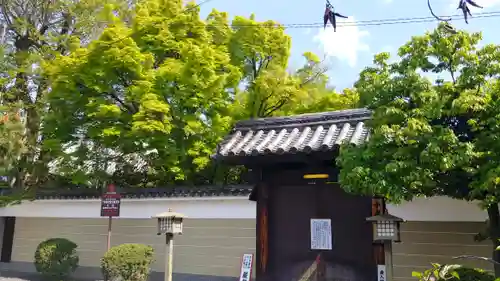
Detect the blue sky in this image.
<box><xmin>198</xmin><ymin>0</ymin><xmax>500</xmax><ymax>91</ymax></box>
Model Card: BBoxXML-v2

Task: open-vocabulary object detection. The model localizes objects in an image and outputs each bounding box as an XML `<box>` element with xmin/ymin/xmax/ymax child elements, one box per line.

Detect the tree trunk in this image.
<box><xmin>487</xmin><ymin>204</ymin><xmax>500</xmax><ymax>277</ymax></box>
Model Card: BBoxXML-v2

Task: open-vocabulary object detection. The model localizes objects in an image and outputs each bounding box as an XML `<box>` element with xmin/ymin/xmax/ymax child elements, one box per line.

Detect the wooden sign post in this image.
<box><xmin>101</xmin><ymin>184</ymin><xmax>121</xmax><ymax>251</ymax></box>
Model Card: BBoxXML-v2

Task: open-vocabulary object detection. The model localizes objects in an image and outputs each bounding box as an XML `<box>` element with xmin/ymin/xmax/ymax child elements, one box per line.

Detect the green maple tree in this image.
<box><xmin>43</xmin><ymin>0</ymin><xmax>241</xmax><ymax>185</ymax></box>
<box><xmin>0</xmin><ymin>0</ymin><xmax>130</xmax><ymax>202</ymax></box>
<box><xmin>338</xmin><ymin>23</ymin><xmax>500</xmax><ymax>275</ymax></box>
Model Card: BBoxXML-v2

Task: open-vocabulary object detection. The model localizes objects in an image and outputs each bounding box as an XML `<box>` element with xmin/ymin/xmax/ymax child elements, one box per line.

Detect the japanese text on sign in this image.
<box><xmin>310</xmin><ymin>218</ymin><xmax>332</xmax><ymax>250</ymax></box>
<box><xmin>100</xmin><ymin>193</ymin><xmax>121</xmax><ymax>217</ymax></box>
<box><xmin>239</xmin><ymin>254</ymin><xmax>253</xmax><ymax>281</ymax></box>
<box><xmin>377</xmin><ymin>265</ymin><xmax>386</xmax><ymax>281</ymax></box>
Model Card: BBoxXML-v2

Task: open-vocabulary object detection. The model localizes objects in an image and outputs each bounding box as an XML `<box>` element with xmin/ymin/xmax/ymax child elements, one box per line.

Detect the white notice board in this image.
<box><xmin>310</xmin><ymin>218</ymin><xmax>332</xmax><ymax>250</ymax></box>
<box><xmin>377</xmin><ymin>265</ymin><xmax>386</xmax><ymax>281</ymax></box>
<box><xmin>238</xmin><ymin>254</ymin><xmax>253</xmax><ymax>281</ymax></box>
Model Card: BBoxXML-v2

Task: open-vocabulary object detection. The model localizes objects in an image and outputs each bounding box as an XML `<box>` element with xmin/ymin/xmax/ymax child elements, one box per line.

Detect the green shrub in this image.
<box><xmin>101</xmin><ymin>243</ymin><xmax>155</xmax><ymax>281</ymax></box>
<box><xmin>34</xmin><ymin>238</ymin><xmax>79</xmax><ymax>281</ymax></box>
<box><xmin>413</xmin><ymin>263</ymin><xmax>495</xmax><ymax>281</ymax></box>
<box><xmin>453</xmin><ymin>267</ymin><xmax>496</xmax><ymax>281</ymax></box>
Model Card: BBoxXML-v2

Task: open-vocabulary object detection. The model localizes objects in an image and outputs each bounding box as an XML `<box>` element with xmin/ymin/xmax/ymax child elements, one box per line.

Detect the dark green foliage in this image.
<box><xmin>337</xmin><ymin>23</ymin><xmax>500</xmax><ymax>274</ymax></box>
<box><xmin>101</xmin><ymin>243</ymin><xmax>155</xmax><ymax>281</ymax></box>
<box><xmin>453</xmin><ymin>267</ymin><xmax>497</xmax><ymax>281</ymax></box>
<box><xmin>412</xmin><ymin>263</ymin><xmax>496</xmax><ymax>281</ymax></box>
<box><xmin>33</xmin><ymin>238</ymin><xmax>79</xmax><ymax>281</ymax></box>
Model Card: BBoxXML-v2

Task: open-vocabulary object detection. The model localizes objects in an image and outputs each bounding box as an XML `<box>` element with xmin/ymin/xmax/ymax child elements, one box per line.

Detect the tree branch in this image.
<box><xmin>263</xmin><ymin>96</ymin><xmax>289</xmax><ymax>117</ymax></box>
<box><xmin>107</xmin><ymin>91</ymin><xmax>136</xmax><ymax>114</ymax></box>
<box><xmin>452</xmin><ymin>255</ymin><xmax>500</xmax><ymax>265</ymax></box>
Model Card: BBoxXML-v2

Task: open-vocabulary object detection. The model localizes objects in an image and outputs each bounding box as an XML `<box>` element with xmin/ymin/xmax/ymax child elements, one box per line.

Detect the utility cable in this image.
<box><xmin>254</xmin><ymin>11</ymin><xmax>500</xmax><ymax>29</ymax></box>
<box><xmin>76</xmin><ymin>7</ymin><xmax>500</xmax><ymax>58</ymax></box>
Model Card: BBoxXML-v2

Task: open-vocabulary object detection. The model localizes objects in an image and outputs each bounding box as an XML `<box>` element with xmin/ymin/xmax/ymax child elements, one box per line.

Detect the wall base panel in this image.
<box><xmin>0</xmin><ymin>261</ymin><xmax>240</xmax><ymax>281</ymax></box>
<box><xmin>11</xmin><ymin>217</ymin><xmax>256</xmax><ymax>278</ymax></box>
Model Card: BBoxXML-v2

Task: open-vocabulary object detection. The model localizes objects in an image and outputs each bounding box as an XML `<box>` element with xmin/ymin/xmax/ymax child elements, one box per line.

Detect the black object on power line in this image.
<box><xmin>428</xmin><ymin>0</ymin><xmax>456</xmax><ymax>33</ymax></box>
<box><xmin>458</xmin><ymin>0</ymin><xmax>483</xmax><ymax>24</ymax></box>
<box><xmin>323</xmin><ymin>0</ymin><xmax>347</xmax><ymax>32</ymax></box>
<box><xmin>428</xmin><ymin>0</ymin><xmax>483</xmax><ymax>33</ymax></box>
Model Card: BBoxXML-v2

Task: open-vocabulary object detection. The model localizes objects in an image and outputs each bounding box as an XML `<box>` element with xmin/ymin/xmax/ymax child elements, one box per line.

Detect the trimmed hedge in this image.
<box><xmin>101</xmin><ymin>243</ymin><xmax>155</xmax><ymax>281</ymax></box>
<box><xmin>34</xmin><ymin>238</ymin><xmax>79</xmax><ymax>281</ymax></box>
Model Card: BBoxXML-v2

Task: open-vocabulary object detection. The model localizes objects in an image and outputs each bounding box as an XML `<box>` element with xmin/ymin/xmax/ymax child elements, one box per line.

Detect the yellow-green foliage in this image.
<box><xmin>34</xmin><ymin>238</ymin><xmax>79</xmax><ymax>281</ymax></box>
<box><xmin>101</xmin><ymin>243</ymin><xmax>154</xmax><ymax>281</ymax></box>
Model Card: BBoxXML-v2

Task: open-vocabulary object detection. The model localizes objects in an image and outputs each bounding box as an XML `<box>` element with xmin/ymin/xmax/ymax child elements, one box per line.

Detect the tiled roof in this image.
<box><xmin>0</xmin><ymin>185</ymin><xmax>253</xmax><ymax>200</ymax></box>
<box><xmin>216</xmin><ymin>108</ymin><xmax>371</xmax><ymax>157</ymax></box>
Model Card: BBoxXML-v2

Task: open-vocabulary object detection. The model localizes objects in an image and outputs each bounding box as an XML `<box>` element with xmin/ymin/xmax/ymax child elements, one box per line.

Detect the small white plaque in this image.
<box><xmin>239</xmin><ymin>254</ymin><xmax>253</xmax><ymax>281</ymax></box>
<box><xmin>310</xmin><ymin>218</ymin><xmax>332</xmax><ymax>250</ymax></box>
<box><xmin>377</xmin><ymin>265</ymin><xmax>386</xmax><ymax>281</ymax></box>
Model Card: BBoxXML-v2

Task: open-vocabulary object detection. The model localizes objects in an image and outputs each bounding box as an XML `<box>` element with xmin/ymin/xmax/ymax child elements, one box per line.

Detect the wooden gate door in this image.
<box><xmin>265</xmin><ymin>170</ymin><xmax>376</xmax><ymax>281</ymax></box>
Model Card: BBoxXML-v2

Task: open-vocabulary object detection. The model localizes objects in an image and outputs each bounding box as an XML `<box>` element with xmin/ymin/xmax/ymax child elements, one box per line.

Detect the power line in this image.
<box><xmin>326</xmin><ymin>10</ymin><xmax>499</xmax><ymax>24</ymax></box>
<box><xmin>349</xmin><ymin>13</ymin><xmax>500</xmax><ymax>27</ymax></box>
<box><xmin>101</xmin><ymin>9</ymin><xmax>500</xmax><ymax>35</ymax></box>
<box><xmin>248</xmin><ymin>11</ymin><xmax>500</xmax><ymax>29</ymax></box>
<box><xmin>79</xmin><ymin>8</ymin><xmax>500</xmax><ymax>57</ymax></box>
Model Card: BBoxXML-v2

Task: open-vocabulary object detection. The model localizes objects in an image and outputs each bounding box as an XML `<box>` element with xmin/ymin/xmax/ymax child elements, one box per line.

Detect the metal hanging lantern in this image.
<box><xmin>366</xmin><ymin>213</ymin><xmax>404</xmax><ymax>242</ymax></box>
<box><xmin>153</xmin><ymin>209</ymin><xmax>186</xmax><ymax>236</ymax></box>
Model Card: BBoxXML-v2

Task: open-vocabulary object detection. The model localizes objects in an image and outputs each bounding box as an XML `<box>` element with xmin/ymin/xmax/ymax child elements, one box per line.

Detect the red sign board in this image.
<box><xmin>101</xmin><ymin>192</ymin><xmax>121</xmax><ymax>217</ymax></box>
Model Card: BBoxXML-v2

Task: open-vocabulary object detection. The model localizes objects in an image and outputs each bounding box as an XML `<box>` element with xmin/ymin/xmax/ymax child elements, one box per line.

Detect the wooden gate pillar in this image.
<box><xmin>256</xmin><ymin>183</ymin><xmax>269</xmax><ymax>279</ymax></box>
<box><xmin>372</xmin><ymin>197</ymin><xmax>387</xmax><ymax>280</ymax></box>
